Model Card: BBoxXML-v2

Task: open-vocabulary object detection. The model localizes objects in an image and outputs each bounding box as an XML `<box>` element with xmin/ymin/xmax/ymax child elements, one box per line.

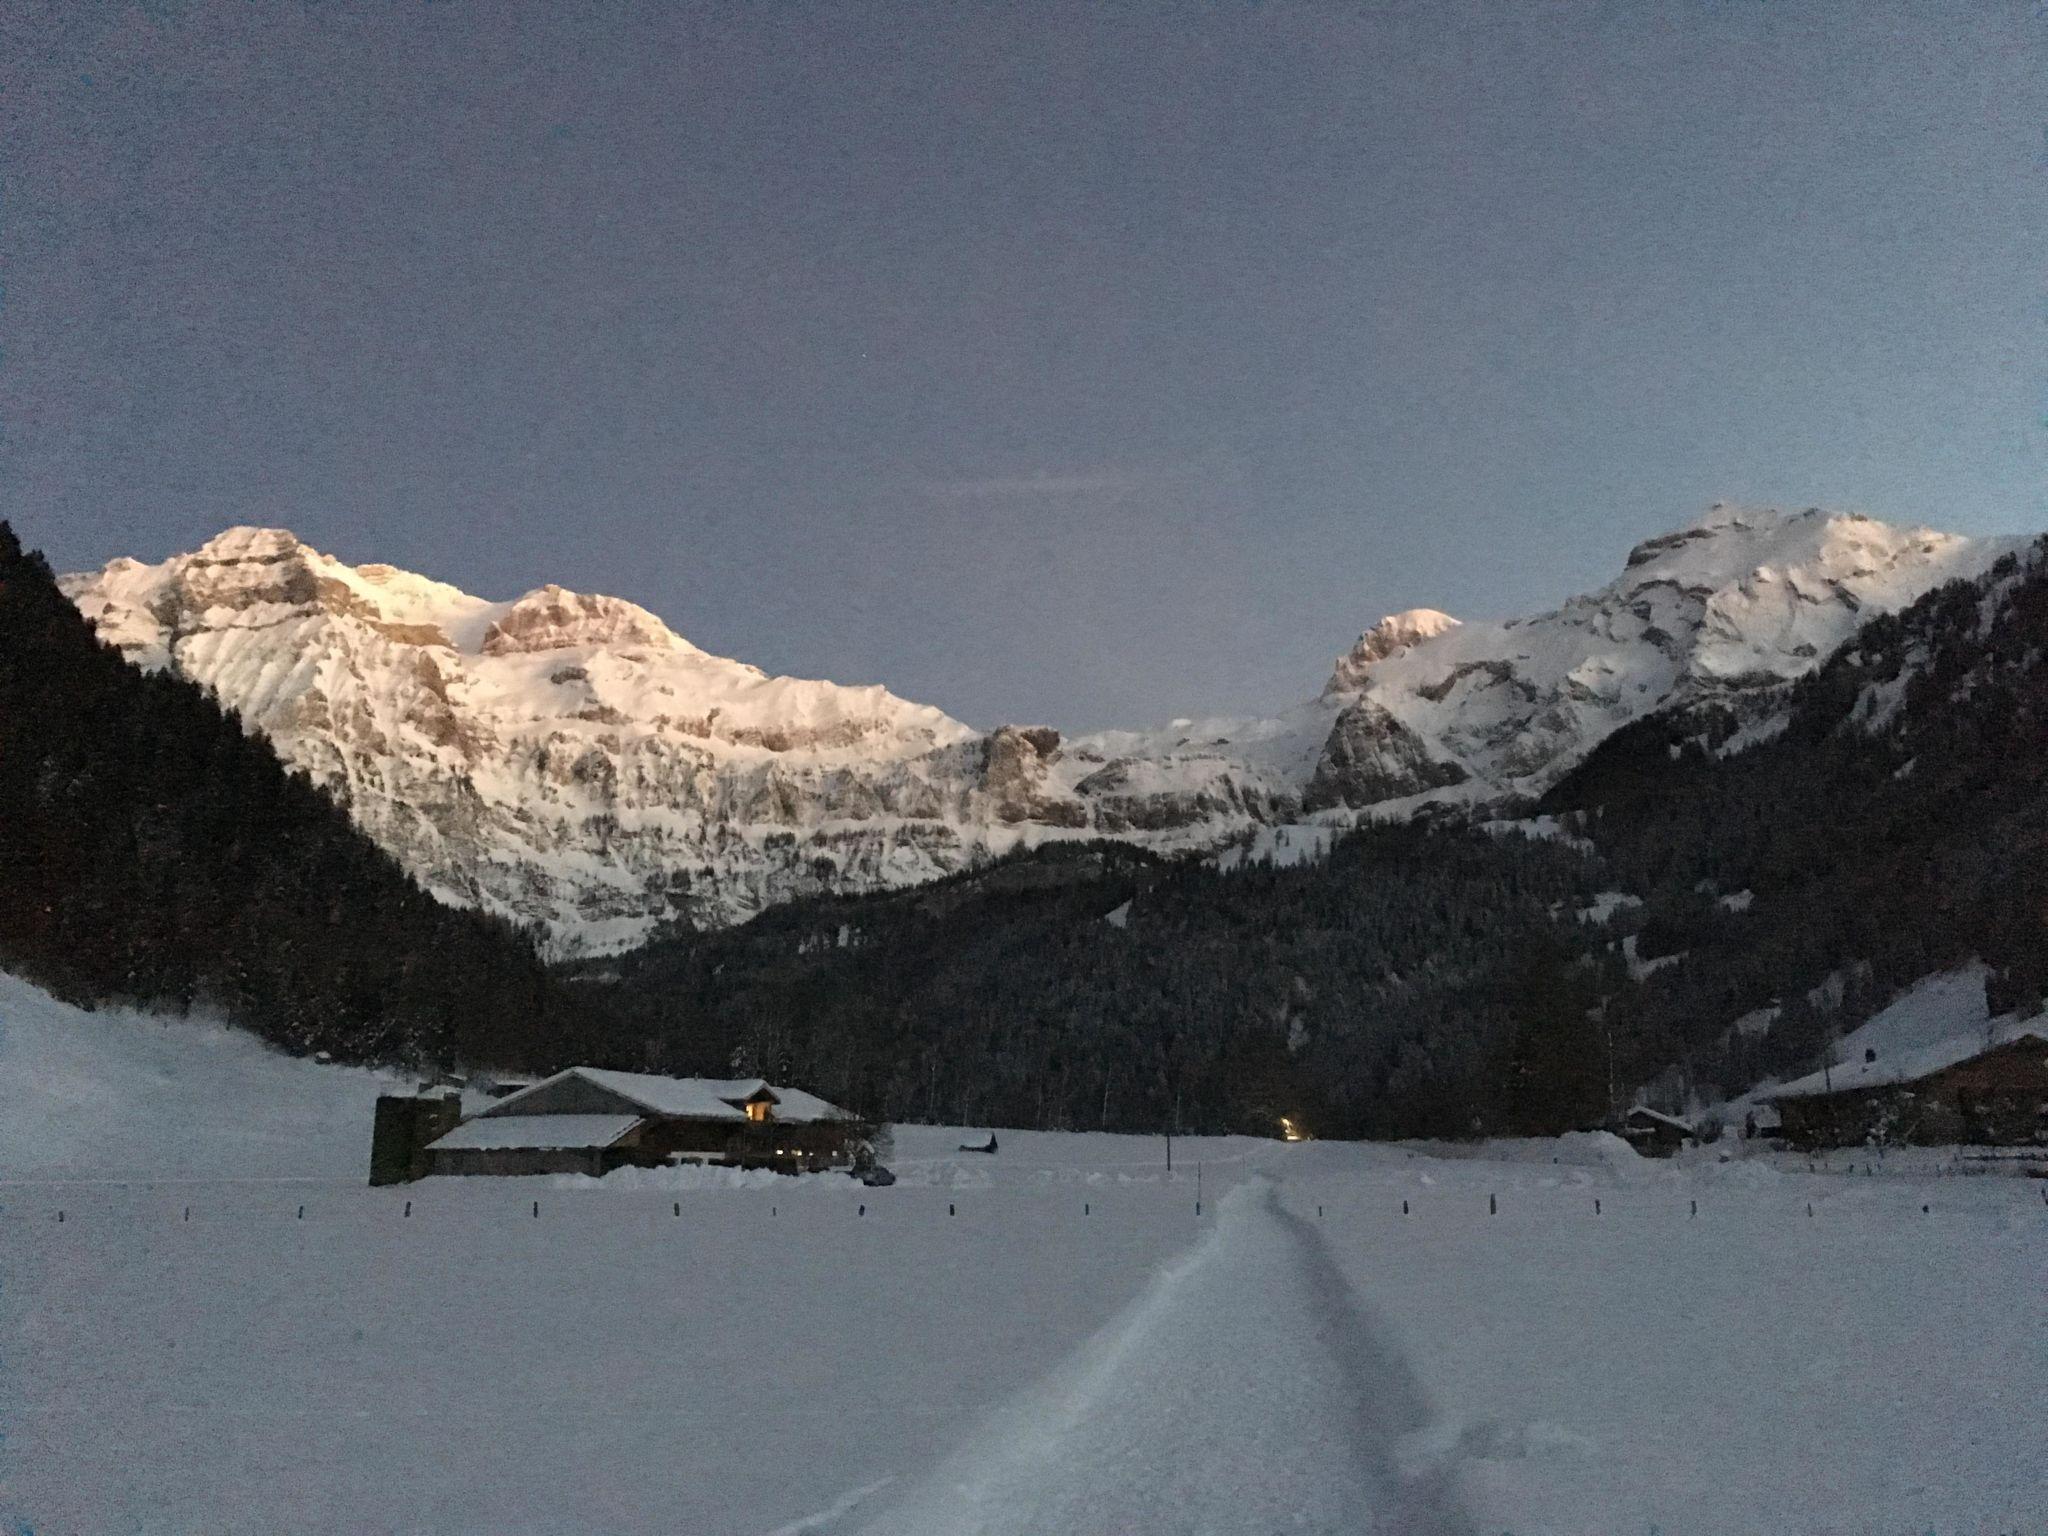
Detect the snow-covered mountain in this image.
<box><xmin>62</xmin><ymin>505</ymin><xmax>2023</xmax><ymax>952</ymax></box>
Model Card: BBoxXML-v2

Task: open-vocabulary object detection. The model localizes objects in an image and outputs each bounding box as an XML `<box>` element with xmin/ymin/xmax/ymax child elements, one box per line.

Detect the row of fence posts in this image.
<box><xmin>40</xmin><ymin>1179</ymin><xmax>2041</xmax><ymax>1227</ymax></box>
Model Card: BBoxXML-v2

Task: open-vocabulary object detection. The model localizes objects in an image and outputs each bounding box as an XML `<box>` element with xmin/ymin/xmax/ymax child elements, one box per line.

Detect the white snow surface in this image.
<box><xmin>0</xmin><ymin>969</ymin><xmax>414</xmax><ymax>1180</ymax></box>
<box><xmin>5</xmin><ymin>971</ymin><xmax>2045</xmax><ymax>1535</ymax></box>
<box><xmin>60</xmin><ymin>506</ymin><xmax>2026</xmax><ymax>952</ymax></box>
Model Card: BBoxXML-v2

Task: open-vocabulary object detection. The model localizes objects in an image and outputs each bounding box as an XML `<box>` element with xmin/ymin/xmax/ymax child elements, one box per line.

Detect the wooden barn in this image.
<box><xmin>417</xmin><ymin>1067</ymin><xmax>865</xmax><ymax>1179</ymax></box>
<box><xmin>1763</xmin><ymin>1022</ymin><xmax>2048</xmax><ymax>1149</ymax></box>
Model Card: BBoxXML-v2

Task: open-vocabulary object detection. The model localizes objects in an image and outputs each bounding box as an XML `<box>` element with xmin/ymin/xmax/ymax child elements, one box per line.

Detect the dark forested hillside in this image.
<box><xmin>0</xmin><ymin>522</ymin><xmax>566</xmax><ymax>1069</ymax></box>
<box><xmin>564</xmin><ymin>826</ymin><xmax>1621</xmax><ymax>1140</ymax></box>
<box><xmin>568</xmin><ymin>539</ymin><xmax>2048</xmax><ymax>1139</ymax></box>
<box><xmin>1542</xmin><ymin>537</ymin><xmax>2048</xmax><ymax>1105</ymax></box>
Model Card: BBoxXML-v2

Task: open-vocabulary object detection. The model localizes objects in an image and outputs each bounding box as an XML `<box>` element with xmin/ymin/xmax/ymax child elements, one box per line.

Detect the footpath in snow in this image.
<box><xmin>847</xmin><ymin>1173</ymin><xmax>1466</xmax><ymax>1536</ymax></box>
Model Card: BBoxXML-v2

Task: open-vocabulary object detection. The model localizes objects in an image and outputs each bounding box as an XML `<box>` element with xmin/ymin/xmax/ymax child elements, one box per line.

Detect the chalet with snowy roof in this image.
<box><xmin>407</xmin><ymin>1068</ymin><xmax>865</xmax><ymax>1179</ymax></box>
<box><xmin>1761</xmin><ymin>1021</ymin><xmax>2048</xmax><ymax>1149</ymax></box>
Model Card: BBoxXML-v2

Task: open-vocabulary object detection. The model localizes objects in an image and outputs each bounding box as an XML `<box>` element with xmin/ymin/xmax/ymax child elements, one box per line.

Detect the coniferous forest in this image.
<box><xmin>0</xmin><ymin>522</ymin><xmax>562</xmax><ymax>1069</ymax></box>
<box><xmin>6</xmin><ymin>515</ymin><xmax>2044</xmax><ymax>1138</ymax></box>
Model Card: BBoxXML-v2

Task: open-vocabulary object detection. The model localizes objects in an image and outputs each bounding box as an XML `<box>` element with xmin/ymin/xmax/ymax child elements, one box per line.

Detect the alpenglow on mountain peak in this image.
<box><xmin>61</xmin><ymin>506</ymin><xmax>2026</xmax><ymax>952</ymax></box>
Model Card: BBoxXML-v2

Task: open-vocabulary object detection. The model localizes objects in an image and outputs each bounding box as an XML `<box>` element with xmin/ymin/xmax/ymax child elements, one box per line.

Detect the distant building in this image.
<box><xmin>1762</xmin><ymin>1022</ymin><xmax>2048</xmax><ymax>1148</ymax></box>
<box><xmin>416</xmin><ymin>1067</ymin><xmax>866</xmax><ymax>1179</ymax></box>
<box><xmin>1618</xmin><ymin>1106</ymin><xmax>1694</xmax><ymax>1158</ymax></box>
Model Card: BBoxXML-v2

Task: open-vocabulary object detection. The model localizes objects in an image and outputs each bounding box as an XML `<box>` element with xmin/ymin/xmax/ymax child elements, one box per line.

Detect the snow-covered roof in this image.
<box><xmin>689</xmin><ymin>1078</ymin><xmax>779</xmax><ymax>1102</ymax></box>
<box><xmin>1763</xmin><ymin>1019</ymin><xmax>2048</xmax><ymax>1102</ymax></box>
<box><xmin>481</xmin><ymin>1067</ymin><xmax>852</xmax><ymax>1123</ymax></box>
<box><xmin>1623</xmin><ymin>1106</ymin><xmax>1694</xmax><ymax>1133</ymax></box>
<box><xmin>481</xmin><ymin>1068</ymin><xmax>749</xmax><ymax>1121</ymax></box>
<box><xmin>427</xmin><ymin>1115</ymin><xmax>642</xmax><ymax>1152</ymax></box>
<box><xmin>566</xmin><ymin>1068</ymin><xmax>756</xmax><ymax>1120</ymax></box>
<box><xmin>767</xmin><ymin>1086</ymin><xmax>857</xmax><ymax>1124</ymax></box>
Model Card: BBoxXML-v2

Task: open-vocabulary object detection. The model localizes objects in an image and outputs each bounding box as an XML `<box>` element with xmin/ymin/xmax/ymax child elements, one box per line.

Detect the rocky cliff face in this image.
<box><xmin>63</xmin><ymin>506</ymin><xmax>2023</xmax><ymax>952</ymax></box>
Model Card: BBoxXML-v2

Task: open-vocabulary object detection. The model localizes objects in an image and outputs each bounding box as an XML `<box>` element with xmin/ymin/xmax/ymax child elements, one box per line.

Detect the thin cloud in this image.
<box><xmin>919</xmin><ymin>469</ymin><xmax>1155</xmax><ymax>500</ymax></box>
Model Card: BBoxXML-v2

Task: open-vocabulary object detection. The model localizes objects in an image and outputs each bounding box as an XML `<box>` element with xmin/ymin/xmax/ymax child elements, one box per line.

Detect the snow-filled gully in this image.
<box><xmin>832</xmin><ymin>1174</ymin><xmax>1470</xmax><ymax>1536</ymax></box>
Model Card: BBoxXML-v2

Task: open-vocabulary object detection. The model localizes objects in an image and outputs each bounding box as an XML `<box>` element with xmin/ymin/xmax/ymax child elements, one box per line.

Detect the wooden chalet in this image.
<box><xmin>412</xmin><ymin>1067</ymin><xmax>866</xmax><ymax>1179</ymax></box>
<box><xmin>1762</xmin><ymin>1021</ymin><xmax>2048</xmax><ymax>1149</ymax></box>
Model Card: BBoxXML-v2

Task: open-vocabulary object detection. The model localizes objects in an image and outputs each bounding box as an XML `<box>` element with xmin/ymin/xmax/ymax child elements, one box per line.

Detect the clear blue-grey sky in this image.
<box><xmin>3</xmin><ymin>2</ymin><xmax>2042</xmax><ymax>729</ymax></box>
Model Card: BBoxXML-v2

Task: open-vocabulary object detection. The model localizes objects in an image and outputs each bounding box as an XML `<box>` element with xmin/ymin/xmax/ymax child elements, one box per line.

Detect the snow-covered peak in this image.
<box><xmin>192</xmin><ymin>524</ymin><xmax>308</xmax><ymax>564</ymax></box>
<box><xmin>480</xmin><ymin>585</ymin><xmax>696</xmax><ymax>658</ymax></box>
<box><xmin>1356</xmin><ymin>503</ymin><xmax>2027</xmax><ymax>796</ymax></box>
<box><xmin>1325</xmin><ymin>609</ymin><xmax>1461</xmax><ymax>694</ymax></box>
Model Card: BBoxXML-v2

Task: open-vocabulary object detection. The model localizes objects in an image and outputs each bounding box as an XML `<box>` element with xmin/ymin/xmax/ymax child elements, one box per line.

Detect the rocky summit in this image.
<box><xmin>63</xmin><ymin>506</ymin><xmax>2021</xmax><ymax>952</ymax></box>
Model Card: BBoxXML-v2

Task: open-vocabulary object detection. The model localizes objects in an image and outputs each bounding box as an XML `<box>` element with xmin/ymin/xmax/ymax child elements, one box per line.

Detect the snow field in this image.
<box><xmin>1274</xmin><ymin>1142</ymin><xmax>2048</xmax><ymax>1535</ymax></box>
<box><xmin>1</xmin><ymin>1132</ymin><xmax>1257</xmax><ymax>1536</ymax></box>
<box><xmin>5</xmin><ymin>976</ymin><xmax>2044</xmax><ymax>1535</ymax></box>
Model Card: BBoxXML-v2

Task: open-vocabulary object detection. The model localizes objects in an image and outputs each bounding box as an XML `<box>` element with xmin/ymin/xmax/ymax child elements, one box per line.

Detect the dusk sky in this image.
<box><xmin>3</xmin><ymin>1</ymin><xmax>2042</xmax><ymax>730</ymax></box>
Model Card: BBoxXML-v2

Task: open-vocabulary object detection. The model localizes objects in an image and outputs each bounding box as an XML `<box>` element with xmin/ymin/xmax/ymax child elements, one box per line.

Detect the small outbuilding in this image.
<box><xmin>1763</xmin><ymin>1021</ymin><xmax>2048</xmax><ymax>1149</ymax></box>
<box><xmin>1618</xmin><ymin>1106</ymin><xmax>1695</xmax><ymax>1158</ymax></box>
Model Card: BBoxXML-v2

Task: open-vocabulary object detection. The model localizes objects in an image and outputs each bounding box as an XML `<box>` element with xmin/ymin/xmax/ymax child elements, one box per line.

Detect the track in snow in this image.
<box><xmin>837</xmin><ymin>1175</ymin><xmax>1469</xmax><ymax>1536</ymax></box>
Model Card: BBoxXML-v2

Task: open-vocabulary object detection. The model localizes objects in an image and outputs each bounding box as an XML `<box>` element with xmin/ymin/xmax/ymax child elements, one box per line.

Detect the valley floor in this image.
<box><xmin>3</xmin><ymin>983</ymin><xmax>2044</xmax><ymax>1534</ymax></box>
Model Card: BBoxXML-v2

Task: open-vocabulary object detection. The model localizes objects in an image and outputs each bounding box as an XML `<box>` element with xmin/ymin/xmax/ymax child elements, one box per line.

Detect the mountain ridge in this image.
<box><xmin>62</xmin><ymin>505</ymin><xmax>2028</xmax><ymax>952</ymax></box>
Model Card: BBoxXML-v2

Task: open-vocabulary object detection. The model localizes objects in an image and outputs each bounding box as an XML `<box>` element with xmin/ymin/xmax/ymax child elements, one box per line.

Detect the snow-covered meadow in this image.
<box><xmin>4</xmin><ymin>975</ymin><xmax>2044</xmax><ymax>1535</ymax></box>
